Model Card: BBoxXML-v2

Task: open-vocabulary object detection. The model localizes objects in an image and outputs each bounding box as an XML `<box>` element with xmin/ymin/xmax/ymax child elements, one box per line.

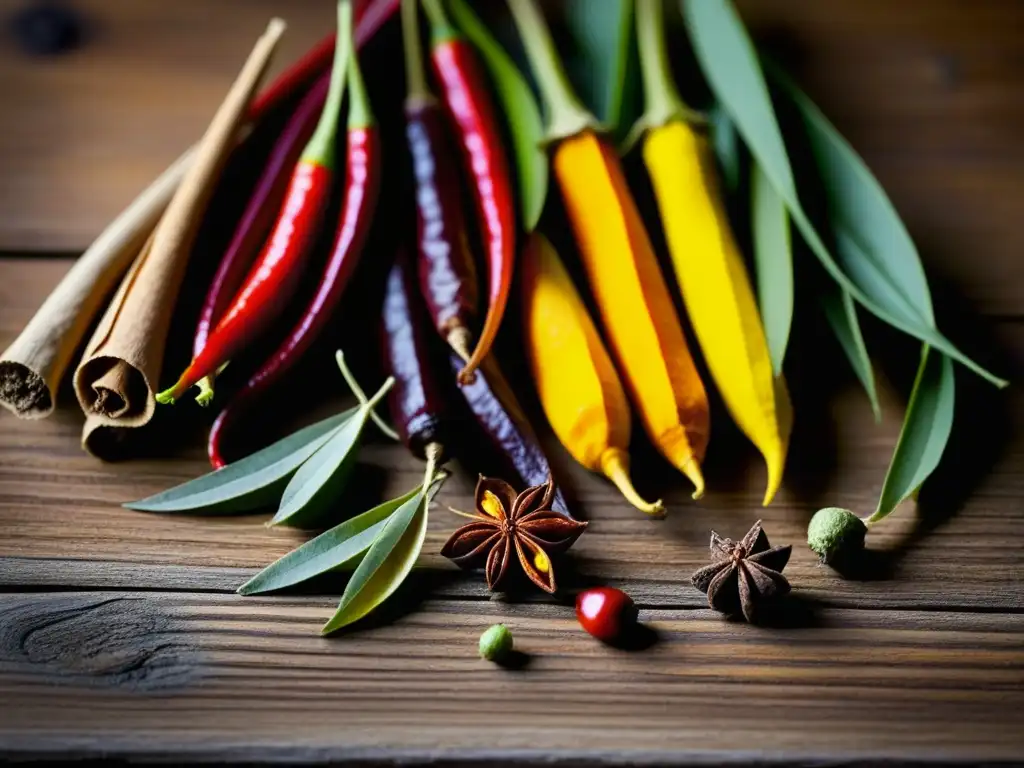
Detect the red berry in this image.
<box><xmin>575</xmin><ymin>587</ymin><xmax>638</xmax><ymax>642</ymax></box>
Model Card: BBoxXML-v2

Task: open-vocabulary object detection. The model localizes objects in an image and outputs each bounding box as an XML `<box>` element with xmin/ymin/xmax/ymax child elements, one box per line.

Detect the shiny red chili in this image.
<box><xmin>401</xmin><ymin>0</ymin><xmax>478</xmax><ymax>360</ymax></box>
<box><xmin>453</xmin><ymin>354</ymin><xmax>572</xmax><ymax>517</ymax></box>
<box><xmin>422</xmin><ymin>0</ymin><xmax>515</xmax><ymax>384</ymax></box>
<box><xmin>157</xmin><ymin>1</ymin><xmax>356</xmax><ymax>408</ymax></box>
<box><xmin>208</xmin><ymin>46</ymin><xmax>381</xmax><ymax>469</ymax></box>
<box><xmin>576</xmin><ymin>587</ymin><xmax>638</xmax><ymax>643</ymax></box>
<box><xmin>381</xmin><ymin>248</ymin><xmax>452</xmax><ymax>464</ymax></box>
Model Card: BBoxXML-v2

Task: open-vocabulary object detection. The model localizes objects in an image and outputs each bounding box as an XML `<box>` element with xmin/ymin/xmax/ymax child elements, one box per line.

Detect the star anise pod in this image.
<box><xmin>691</xmin><ymin>520</ymin><xmax>791</xmax><ymax>622</ymax></box>
<box><xmin>440</xmin><ymin>475</ymin><xmax>587</xmax><ymax>593</ymax></box>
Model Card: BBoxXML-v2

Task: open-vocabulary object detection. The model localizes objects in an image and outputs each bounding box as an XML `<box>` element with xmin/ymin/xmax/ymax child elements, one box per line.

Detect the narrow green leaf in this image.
<box><xmin>682</xmin><ymin>0</ymin><xmax>1006</xmax><ymax>389</ymax></box>
<box><xmin>819</xmin><ymin>282</ymin><xmax>881</xmax><ymax>419</ymax></box>
<box><xmin>238</xmin><ymin>486</ymin><xmax>422</xmax><ymax>595</ymax></box>
<box><xmin>270</xmin><ymin>409</ymin><xmax>369</xmax><ymax>528</ymax></box>
<box><xmin>751</xmin><ymin>160</ymin><xmax>793</xmax><ymax>374</ymax></box>
<box><xmin>766</xmin><ymin>62</ymin><xmax>933</xmax><ymax>326</ymax></box>
<box><xmin>563</xmin><ymin>0</ymin><xmax>638</xmax><ymax>137</ymax></box>
<box><xmin>322</xmin><ymin>490</ymin><xmax>429</xmax><ymax>635</ymax></box>
<box><xmin>124</xmin><ymin>409</ymin><xmax>357</xmax><ymax>514</ymax></box>
<box><xmin>448</xmin><ymin>0</ymin><xmax>548</xmax><ymax>230</ymax></box>
<box><xmin>869</xmin><ymin>346</ymin><xmax>955</xmax><ymax>523</ymax></box>
<box><xmin>709</xmin><ymin>104</ymin><xmax>741</xmax><ymax>194</ymax></box>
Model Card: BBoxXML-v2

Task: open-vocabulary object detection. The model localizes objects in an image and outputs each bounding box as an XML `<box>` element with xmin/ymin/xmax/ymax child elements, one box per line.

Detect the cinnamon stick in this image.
<box><xmin>74</xmin><ymin>18</ymin><xmax>286</xmax><ymax>458</ymax></box>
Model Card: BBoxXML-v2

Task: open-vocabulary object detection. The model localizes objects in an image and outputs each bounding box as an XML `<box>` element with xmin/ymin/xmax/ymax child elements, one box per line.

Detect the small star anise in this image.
<box><xmin>691</xmin><ymin>520</ymin><xmax>791</xmax><ymax>622</ymax></box>
<box><xmin>440</xmin><ymin>474</ymin><xmax>587</xmax><ymax>593</ymax></box>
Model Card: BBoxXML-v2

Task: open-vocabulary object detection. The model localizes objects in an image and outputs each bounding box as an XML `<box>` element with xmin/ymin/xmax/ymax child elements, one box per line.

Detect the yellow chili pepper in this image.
<box><xmin>509</xmin><ymin>0</ymin><xmax>709</xmax><ymax>499</ymax></box>
<box><xmin>522</xmin><ymin>232</ymin><xmax>663</xmax><ymax>516</ymax></box>
<box><xmin>633</xmin><ymin>0</ymin><xmax>792</xmax><ymax>505</ymax></box>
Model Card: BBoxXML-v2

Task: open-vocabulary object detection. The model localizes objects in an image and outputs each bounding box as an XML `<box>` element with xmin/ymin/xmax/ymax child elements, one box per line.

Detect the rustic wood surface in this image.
<box><xmin>1</xmin><ymin>0</ymin><xmax>1023</xmax><ymax>764</ymax></box>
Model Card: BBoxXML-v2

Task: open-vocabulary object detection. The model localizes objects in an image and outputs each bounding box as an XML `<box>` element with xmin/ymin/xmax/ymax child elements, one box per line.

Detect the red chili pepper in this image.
<box><xmin>421</xmin><ymin>0</ymin><xmax>515</xmax><ymax>384</ymax></box>
<box><xmin>454</xmin><ymin>354</ymin><xmax>573</xmax><ymax>517</ymax></box>
<box><xmin>576</xmin><ymin>587</ymin><xmax>638</xmax><ymax>643</ymax></box>
<box><xmin>191</xmin><ymin>0</ymin><xmax>397</xmax><ymax>402</ymax></box>
<box><xmin>208</xmin><ymin>32</ymin><xmax>381</xmax><ymax>469</ymax></box>
<box><xmin>401</xmin><ymin>0</ymin><xmax>478</xmax><ymax>360</ymax></box>
<box><xmin>157</xmin><ymin>1</ymin><xmax>357</xmax><ymax>408</ymax></box>
<box><xmin>381</xmin><ymin>248</ymin><xmax>452</xmax><ymax>465</ymax></box>
<box><xmin>247</xmin><ymin>0</ymin><xmax>398</xmax><ymax>121</ymax></box>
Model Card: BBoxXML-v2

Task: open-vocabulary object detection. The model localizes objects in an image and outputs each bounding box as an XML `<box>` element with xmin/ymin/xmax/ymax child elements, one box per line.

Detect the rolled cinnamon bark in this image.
<box><xmin>73</xmin><ymin>18</ymin><xmax>286</xmax><ymax>458</ymax></box>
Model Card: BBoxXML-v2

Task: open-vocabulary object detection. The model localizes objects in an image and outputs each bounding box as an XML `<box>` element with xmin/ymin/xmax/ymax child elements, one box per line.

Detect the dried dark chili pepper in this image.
<box><xmin>247</xmin><ymin>0</ymin><xmax>399</xmax><ymax>121</ymax></box>
<box><xmin>381</xmin><ymin>248</ymin><xmax>451</xmax><ymax>471</ymax></box>
<box><xmin>401</xmin><ymin>0</ymin><xmax>479</xmax><ymax>361</ymax></box>
<box><xmin>157</xmin><ymin>0</ymin><xmax>356</xmax><ymax>408</ymax></box>
<box><xmin>208</xmin><ymin>23</ymin><xmax>382</xmax><ymax>469</ymax></box>
<box><xmin>454</xmin><ymin>354</ymin><xmax>572</xmax><ymax>517</ymax></box>
<box><xmin>421</xmin><ymin>0</ymin><xmax>515</xmax><ymax>384</ymax></box>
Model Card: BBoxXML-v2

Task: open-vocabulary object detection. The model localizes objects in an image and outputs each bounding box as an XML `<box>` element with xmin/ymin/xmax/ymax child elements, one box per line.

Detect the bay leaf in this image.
<box><xmin>709</xmin><ymin>103</ymin><xmax>741</xmax><ymax>194</ymax></box>
<box><xmin>819</xmin><ymin>281</ymin><xmax>881</xmax><ymax>420</ymax></box>
<box><xmin>870</xmin><ymin>346</ymin><xmax>955</xmax><ymax>522</ymax></box>
<box><xmin>682</xmin><ymin>0</ymin><xmax>1006</xmax><ymax>388</ymax></box>
<box><xmin>238</xmin><ymin>485</ymin><xmax>421</xmax><ymax>595</ymax></box>
<box><xmin>751</xmin><ymin>160</ymin><xmax>793</xmax><ymax>375</ymax></box>
<box><xmin>270</xmin><ymin>408</ymin><xmax>370</xmax><ymax>528</ymax></box>
<box><xmin>448</xmin><ymin>0</ymin><xmax>548</xmax><ymax>231</ymax></box>
<box><xmin>124</xmin><ymin>408</ymin><xmax>357</xmax><ymax>514</ymax></box>
<box><xmin>321</xmin><ymin>489</ymin><xmax>429</xmax><ymax>635</ymax></box>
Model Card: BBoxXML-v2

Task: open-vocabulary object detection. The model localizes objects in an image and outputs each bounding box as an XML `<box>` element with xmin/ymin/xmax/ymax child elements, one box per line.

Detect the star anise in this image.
<box><xmin>440</xmin><ymin>474</ymin><xmax>587</xmax><ymax>593</ymax></box>
<box><xmin>691</xmin><ymin>520</ymin><xmax>791</xmax><ymax>622</ymax></box>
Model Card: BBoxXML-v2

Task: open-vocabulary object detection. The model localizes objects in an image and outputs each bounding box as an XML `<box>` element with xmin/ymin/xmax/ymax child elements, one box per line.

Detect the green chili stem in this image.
<box><xmin>506</xmin><ymin>0</ymin><xmax>597</xmax><ymax>142</ymax></box>
<box><xmin>347</xmin><ymin>20</ymin><xmax>375</xmax><ymax>128</ymax></box>
<box><xmin>422</xmin><ymin>441</ymin><xmax>443</xmax><ymax>494</ymax></box>
<box><xmin>401</xmin><ymin>0</ymin><xmax>433</xmax><ymax>104</ymax></box>
<box><xmin>301</xmin><ymin>0</ymin><xmax>353</xmax><ymax>167</ymax></box>
<box><xmin>421</xmin><ymin>0</ymin><xmax>460</xmax><ymax>45</ymax></box>
<box><xmin>635</xmin><ymin>0</ymin><xmax>687</xmax><ymax>127</ymax></box>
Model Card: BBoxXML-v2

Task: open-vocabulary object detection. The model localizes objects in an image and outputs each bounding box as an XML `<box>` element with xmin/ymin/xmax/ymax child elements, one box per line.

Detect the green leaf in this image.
<box><xmin>709</xmin><ymin>104</ymin><xmax>741</xmax><ymax>194</ymax></box>
<box><xmin>751</xmin><ymin>160</ymin><xmax>793</xmax><ymax>375</ymax></box>
<box><xmin>448</xmin><ymin>0</ymin><xmax>548</xmax><ymax>230</ymax></box>
<box><xmin>238</xmin><ymin>485</ymin><xmax>422</xmax><ymax>595</ymax></box>
<box><xmin>321</xmin><ymin>489</ymin><xmax>430</xmax><ymax>635</ymax></box>
<box><xmin>869</xmin><ymin>346</ymin><xmax>955</xmax><ymax>522</ymax></box>
<box><xmin>819</xmin><ymin>281</ymin><xmax>881</xmax><ymax>419</ymax></box>
<box><xmin>270</xmin><ymin>408</ymin><xmax>370</xmax><ymax>528</ymax></box>
<box><xmin>124</xmin><ymin>409</ymin><xmax>357</xmax><ymax>514</ymax></box>
<box><xmin>563</xmin><ymin>0</ymin><xmax>638</xmax><ymax>138</ymax></box>
<box><xmin>682</xmin><ymin>0</ymin><xmax>1006</xmax><ymax>389</ymax></box>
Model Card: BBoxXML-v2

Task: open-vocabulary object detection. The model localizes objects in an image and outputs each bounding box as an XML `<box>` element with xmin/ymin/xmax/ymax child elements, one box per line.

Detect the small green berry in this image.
<box><xmin>479</xmin><ymin>624</ymin><xmax>514</xmax><ymax>662</ymax></box>
<box><xmin>807</xmin><ymin>507</ymin><xmax>868</xmax><ymax>565</ymax></box>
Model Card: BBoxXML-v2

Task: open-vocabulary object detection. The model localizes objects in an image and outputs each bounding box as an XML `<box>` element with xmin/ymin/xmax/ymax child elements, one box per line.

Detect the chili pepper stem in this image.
<box><xmin>599</xmin><ymin>449</ymin><xmax>665</xmax><ymax>517</ymax></box>
<box><xmin>446</xmin><ymin>325</ymin><xmax>474</xmax><ymax>366</ymax></box>
<box><xmin>506</xmin><ymin>0</ymin><xmax>598</xmax><ymax>143</ymax></box>
<box><xmin>301</xmin><ymin>0</ymin><xmax>353</xmax><ymax>168</ymax></box>
<box><xmin>195</xmin><ymin>377</ymin><xmax>216</xmax><ymax>407</ymax></box>
<box><xmin>334</xmin><ymin>350</ymin><xmax>401</xmax><ymax>440</ymax></box>
<box><xmin>422</xmin><ymin>440</ymin><xmax>443</xmax><ymax>494</ymax></box>
<box><xmin>401</xmin><ymin>0</ymin><xmax>433</xmax><ymax>106</ymax></box>
<box><xmin>420</xmin><ymin>0</ymin><xmax>459</xmax><ymax>44</ymax></box>
<box><xmin>622</xmin><ymin>0</ymin><xmax>705</xmax><ymax>153</ymax></box>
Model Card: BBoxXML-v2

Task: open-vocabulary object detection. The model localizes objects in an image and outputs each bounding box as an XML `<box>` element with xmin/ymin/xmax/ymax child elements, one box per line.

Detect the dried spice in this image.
<box><xmin>441</xmin><ymin>475</ymin><xmax>587</xmax><ymax>593</ymax></box>
<box><xmin>691</xmin><ymin>520</ymin><xmax>791</xmax><ymax>623</ymax></box>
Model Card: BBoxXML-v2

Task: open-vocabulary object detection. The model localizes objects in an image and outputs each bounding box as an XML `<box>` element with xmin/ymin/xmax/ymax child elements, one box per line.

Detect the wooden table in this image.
<box><xmin>1</xmin><ymin>1</ymin><xmax>1022</xmax><ymax>763</ymax></box>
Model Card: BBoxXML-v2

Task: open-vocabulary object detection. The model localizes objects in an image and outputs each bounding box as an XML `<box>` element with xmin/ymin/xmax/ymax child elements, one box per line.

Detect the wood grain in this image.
<box><xmin>0</xmin><ymin>591</ymin><xmax>1021</xmax><ymax>763</ymax></box>
<box><xmin>0</xmin><ymin>0</ymin><xmax>1022</xmax><ymax>312</ymax></box>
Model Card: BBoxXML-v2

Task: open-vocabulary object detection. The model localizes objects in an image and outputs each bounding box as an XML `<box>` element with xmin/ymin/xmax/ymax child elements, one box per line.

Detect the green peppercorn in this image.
<box><xmin>808</xmin><ymin>507</ymin><xmax>868</xmax><ymax>565</ymax></box>
<box><xmin>478</xmin><ymin>624</ymin><xmax>514</xmax><ymax>662</ymax></box>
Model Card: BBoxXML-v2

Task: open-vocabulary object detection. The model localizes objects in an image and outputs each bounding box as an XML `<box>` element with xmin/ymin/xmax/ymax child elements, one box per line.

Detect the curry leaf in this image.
<box><xmin>239</xmin><ymin>485</ymin><xmax>422</xmax><ymax>595</ymax></box>
<box><xmin>321</xmin><ymin>488</ymin><xmax>430</xmax><ymax>635</ymax></box>
<box><xmin>270</xmin><ymin>409</ymin><xmax>369</xmax><ymax>528</ymax></box>
<box><xmin>124</xmin><ymin>409</ymin><xmax>357</xmax><ymax>514</ymax></box>
<box><xmin>870</xmin><ymin>346</ymin><xmax>955</xmax><ymax>522</ymax></box>
<box><xmin>682</xmin><ymin>0</ymin><xmax>1006</xmax><ymax>388</ymax></box>
<box><xmin>819</xmin><ymin>281</ymin><xmax>881</xmax><ymax>420</ymax></box>
<box><xmin>751</xmin><ymin>160</ymin><xmax>793</xmax><ymax>374</ymax></box>
<box><xmin>448</xmin><ymin>0</ymin><xmax>548</xmax><ymax>230</ymax></box>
